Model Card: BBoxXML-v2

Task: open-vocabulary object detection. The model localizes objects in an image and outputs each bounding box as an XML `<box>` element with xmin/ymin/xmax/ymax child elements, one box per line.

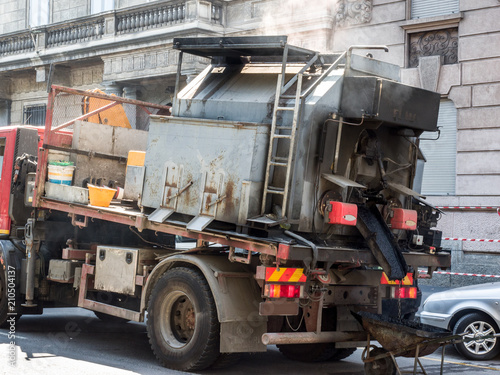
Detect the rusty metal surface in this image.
<box><xmin>357</xmin><ymin>312</ymin><xmax>450</xmax><ymax>358</ymax></box>
<box><xmin>78</xmin><ymin>262</ymin><xmax>142</xmax><ymax>322</ymax></box>
<box><xmin>141</xmin><ymin>116</ymin><xmax>270</xmax><ymax>225</ymax></box>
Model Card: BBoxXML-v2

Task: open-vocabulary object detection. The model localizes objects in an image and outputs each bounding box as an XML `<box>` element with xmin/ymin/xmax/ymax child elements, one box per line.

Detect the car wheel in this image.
<box><xmin>453</xmin><ymin>312</ymin><xmax>500</xmax><ymax>360</ymax></box>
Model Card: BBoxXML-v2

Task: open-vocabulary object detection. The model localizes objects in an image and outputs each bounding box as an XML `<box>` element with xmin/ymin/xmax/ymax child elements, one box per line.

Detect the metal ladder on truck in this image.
<box><xmin>259</xmin><ymin>45</ymin><xmax>319</xmax><ymax>222</ymax></box>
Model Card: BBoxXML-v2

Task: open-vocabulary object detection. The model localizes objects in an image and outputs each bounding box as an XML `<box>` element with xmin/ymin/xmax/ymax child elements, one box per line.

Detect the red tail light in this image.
<box><xmin>264</xmin><ymin>284</ymin><xmax>304</xmax><ymax>298</ymax></box>
<box><xmin>391</xmin><ymin>286</ymin><xmax>417</xmax><ymax>299</ymax></box>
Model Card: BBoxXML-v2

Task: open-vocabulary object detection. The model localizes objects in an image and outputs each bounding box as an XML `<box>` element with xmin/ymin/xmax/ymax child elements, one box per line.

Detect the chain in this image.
<box><xmin>397</xmin><ymin>284</ymin><xmax>402</xmax><ymax>321</ymax></box>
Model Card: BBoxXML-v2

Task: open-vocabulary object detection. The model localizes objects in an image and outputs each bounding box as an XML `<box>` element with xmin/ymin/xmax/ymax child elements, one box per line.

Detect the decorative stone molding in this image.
<box><xmin>408</xmin><ymin>28</ymin><xmax>458</xmax><ymax>68</ymax></box>
<box><xmin>335</xmin><ymin>0</ymin><xmax>372</xmax><ymax>28</ymax></box>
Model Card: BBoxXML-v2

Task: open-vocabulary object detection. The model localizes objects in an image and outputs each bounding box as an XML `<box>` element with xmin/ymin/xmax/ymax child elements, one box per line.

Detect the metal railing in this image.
<box><xmin>0</xmin><ymin>1</ymin><xmax>224</xmax><ymax>57</ymax></box>
<box><xmin>47</xmin><ymin>19</ymin><xmax>105</xmax><ymax>47</ymax></box>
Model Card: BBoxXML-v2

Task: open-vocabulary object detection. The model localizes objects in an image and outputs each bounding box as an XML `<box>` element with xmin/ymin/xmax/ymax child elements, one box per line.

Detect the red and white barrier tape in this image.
<box><xmin>436</xmin><ymin>206</ymin><xmax>499</xmax><ymax>210</ymax></box>
<box><xmin>438</xmin><ymin>206</ymin><xmax>498</xmax><ymax>210</ymax></box>
<box><xmin>443</xmin><ymin>237</ymin><xmax>500</xmax><ymax>243</ymax></box>
<box><xmin>418</xmin><ymin>270</ymin><xmax>500</xmax><ymax>278</ymax></box>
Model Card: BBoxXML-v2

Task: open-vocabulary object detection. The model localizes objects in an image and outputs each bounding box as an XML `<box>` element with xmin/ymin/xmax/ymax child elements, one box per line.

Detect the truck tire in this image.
<box><xmin>0</xmin><ymin>265</ymin><xmax>9</xmax><ymax>327</ymax></box>
<box><xmin>453</xmin><ymin>312</ymin><xmax>500</xmax><ymax>360</ymax></box>
<box><xmin>329</xmin><ymin>347</ymin><xmax>356</xmax><ymax>361</ymax></box>
<box><xmin>147</xmin><ymin>267</ymin><xmax>220</xmax><ymax>371</ymax></box>
<box><xmin>277</xmin><ymin>309</ymin><xmax>354</xmax><ymax>362</ymax></box>
<box><xmin>278</xmin><ymin>342</ymin><xmax>337</xmax><ymax>362</ymax></box>
<box><xmin>0</xmin><ymin>246</ymin><xmax>23</xmax><ymax>328</ymax></box>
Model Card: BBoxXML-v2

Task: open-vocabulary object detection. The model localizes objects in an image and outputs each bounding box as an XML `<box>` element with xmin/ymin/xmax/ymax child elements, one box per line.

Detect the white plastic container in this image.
<box><xmin>48</xmin><ymin>164</ymin><xmax>75</xmax><ymax>185</ymax></box>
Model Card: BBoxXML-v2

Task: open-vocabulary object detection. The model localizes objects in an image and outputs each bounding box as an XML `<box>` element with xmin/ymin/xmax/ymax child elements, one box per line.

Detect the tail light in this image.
<box><xmin>264</xmin><ymin>284</ymin><xmax>304</xmax><ymax>299</ymax></box>
<box><xmin>391</xmin><ymin>286</ymin><xmax>418</xmax><ymax>299</ymax></box>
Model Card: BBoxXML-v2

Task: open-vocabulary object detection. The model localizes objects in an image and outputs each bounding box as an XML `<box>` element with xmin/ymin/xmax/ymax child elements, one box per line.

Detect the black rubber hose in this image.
<box><xmin>284</xmin><ymin>230</ymin><xmax>318</xmax><ymax>273</ymax></box>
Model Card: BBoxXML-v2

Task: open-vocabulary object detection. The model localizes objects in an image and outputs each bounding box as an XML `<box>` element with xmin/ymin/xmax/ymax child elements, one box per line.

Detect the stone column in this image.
<box><xmin>101</xmin><ymin>81</ymin><xmax>123</xmax><ymax>96</ymax></box>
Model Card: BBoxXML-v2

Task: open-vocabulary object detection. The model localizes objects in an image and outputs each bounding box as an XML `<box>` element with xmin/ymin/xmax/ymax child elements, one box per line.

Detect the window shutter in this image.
<box><xmin>411</xmin><ymin>0</ymin><xmax>459</xmax><ymax>19</ymax></box>
<box><xmin>30</xmin><ymin>0</ymin><xmax>49</xmax><ymax>27</ymax></box>
<box><xmin>420</xmin><ymin>100</ymin><xmax>457</xmax><ymax>195</ymax></box>
<box><xmin>91</xmin><ymin>0</ymin><xmax>115</xmax><ymax>14</ymax></box>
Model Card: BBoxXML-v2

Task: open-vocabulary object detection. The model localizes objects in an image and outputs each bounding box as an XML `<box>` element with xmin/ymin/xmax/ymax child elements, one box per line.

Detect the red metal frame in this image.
<box><xmin>0</xmin><ymin>128</ymin><xmax>18</xmax><ymax>235</ymax></box>
<box><xmin>78</xmin><ymin>263</ymin><xmax>142</xmax><ymax>321</ymax></box>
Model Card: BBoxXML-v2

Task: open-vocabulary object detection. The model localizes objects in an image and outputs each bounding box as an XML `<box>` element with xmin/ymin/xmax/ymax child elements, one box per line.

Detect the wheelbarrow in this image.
<box><xmin>355</xmin><ymin>311</ymin><xmax>458</xmax><ymax>375</ymax></box>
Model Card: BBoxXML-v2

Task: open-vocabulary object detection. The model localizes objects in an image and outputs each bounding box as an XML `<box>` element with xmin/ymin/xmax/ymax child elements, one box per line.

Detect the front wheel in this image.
<box><xmin>453</xmin><ymin>312</ymin><xmax>500</xmax><ymax>360</ymax></box>
<box><xmin>147</xmin><ymin>267</ymin><xmax>220</xmax><ymax>371</ymax></box>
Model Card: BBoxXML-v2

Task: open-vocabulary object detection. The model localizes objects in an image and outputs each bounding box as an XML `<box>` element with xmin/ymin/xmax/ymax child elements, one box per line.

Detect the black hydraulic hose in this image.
<box><xmin>284</xmin><ymin>230</ymin><xmax>318</xmax><ymax>273</ymax></box>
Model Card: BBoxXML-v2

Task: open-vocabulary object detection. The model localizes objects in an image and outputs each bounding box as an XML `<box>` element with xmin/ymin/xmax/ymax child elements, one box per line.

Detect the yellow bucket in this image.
<box><xmin>87</xmin><ymin>184</ymin><xmax>117</xmax><ymax>207</ymax></box>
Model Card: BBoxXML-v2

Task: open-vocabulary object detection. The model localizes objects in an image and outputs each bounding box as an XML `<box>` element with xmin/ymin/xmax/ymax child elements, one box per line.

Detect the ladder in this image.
<box><xmin>260</xmin><ymin>70</ymin><xmax>303</xmax><ymax>219</ymax></box>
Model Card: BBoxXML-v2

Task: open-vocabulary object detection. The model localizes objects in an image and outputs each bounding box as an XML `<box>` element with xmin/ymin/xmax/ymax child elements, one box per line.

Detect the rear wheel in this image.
<box><xmin>0</xmin><ymin>265</ymin><xmax>8</xmax><ymax>327</ymax></box>
<box><xmin>329</xmin><ymin>347</ymin><xmax>356</xmax><ymax>361</ymax></box>
<box><xmin>278</xmin><ymin>309</ymin><xmax>355</xmax><ymax>362</ymax></box>
<box><xmin>453</xmin><ymin>312</ymin><xmax>500</xmax><ymax>360</ymax></box>
<box><xmin>147</xmin><ymin>267</ymin><xmax>219</xmax><ymax>371</ymax></box>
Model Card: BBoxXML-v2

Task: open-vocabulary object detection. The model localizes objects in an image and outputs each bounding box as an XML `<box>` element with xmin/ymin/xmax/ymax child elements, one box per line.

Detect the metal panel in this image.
<box><xmin>95</xmin><ymin>247</ymin><xmax>139</xmax><ymax>295</ymax></box>
<box><xmin>340</xmin><ymin>77</ymin><xmax>440</xmax><ymax>132</ymax></box>
<box><xmin>141</xmin><ymin>117</ymin><xmax>270</xmax><ymax>225</ymax></box>
<box><xmin>411</xmin><ymin>0</ymin><xmax>459</xmax><ymax>19</ymax></box>
<box><xmin>123</xmin><ymin>165</ymin><xmax>145</xmax><ymax>200</ymax></box>
<box><xmin>419</xmin><ymin>100</ymin><xmax>457</xmax><ymax>195</ymax></box>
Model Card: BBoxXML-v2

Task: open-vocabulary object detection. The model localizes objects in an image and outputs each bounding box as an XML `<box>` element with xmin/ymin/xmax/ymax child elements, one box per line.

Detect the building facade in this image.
<box><xmin>0</xmin><ymin>0</ymin><xmax>498</xmax><ymax>285</ymax></box>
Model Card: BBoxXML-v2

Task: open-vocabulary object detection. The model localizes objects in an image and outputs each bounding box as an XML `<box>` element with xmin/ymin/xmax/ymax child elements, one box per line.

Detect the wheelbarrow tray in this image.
<box><xmin>356</xmin><ymin>311</ymin><xmax>451</xmax><ymax>357</ymax></box>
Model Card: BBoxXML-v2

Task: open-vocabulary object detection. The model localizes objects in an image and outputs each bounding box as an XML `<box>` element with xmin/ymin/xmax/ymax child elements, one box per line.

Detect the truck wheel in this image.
<box><xmin>147</xmin><ymin>267</ymin><xmax>219</xmax><ymax>371</ymax></box>
<box><xmin>453</xmin><ymin>312</ymin><xmax>500</xmax><ymax>360</ymax></box>
<box><xmin>0</xmin><ymin>265</ymin><xmax>8</xmax><ymax>327</ymax></box>
<box><xmin>278</xmin><ymin>342</ymin><xmax>337</xmax><ymax>362</ymax></box>
<box><xmin>329</xmin><ymin>347</ymin><xmax>356</xmax><ymax>361</ymax></box>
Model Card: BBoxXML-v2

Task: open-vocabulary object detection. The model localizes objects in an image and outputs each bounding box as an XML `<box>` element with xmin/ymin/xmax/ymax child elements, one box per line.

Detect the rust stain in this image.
<box><xmin>224</xmin><ymin>179</ymin><xmax>235</xmax><ymax>216</ymax></box>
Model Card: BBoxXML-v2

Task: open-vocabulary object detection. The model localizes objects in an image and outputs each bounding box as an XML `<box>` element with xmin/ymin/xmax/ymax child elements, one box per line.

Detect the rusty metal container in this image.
<box><xmin>141</xmin><ymin>116</ymin><xmax>269</xmax><ymax>230</ymax></box>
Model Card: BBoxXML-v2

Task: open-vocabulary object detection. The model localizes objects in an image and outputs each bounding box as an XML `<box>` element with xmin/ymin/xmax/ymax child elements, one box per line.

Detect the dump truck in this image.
<box><xmin>0</xmin><ymin>36</ymin><xmax>451</xmax><ymax>372</ymax></box>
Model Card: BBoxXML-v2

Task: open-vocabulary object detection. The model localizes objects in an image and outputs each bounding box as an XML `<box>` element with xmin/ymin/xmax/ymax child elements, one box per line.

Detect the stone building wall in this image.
<box><xmin>0</xmin><ymin>0</ymin><xmax>27</xmax><ymax>34</ymax></box>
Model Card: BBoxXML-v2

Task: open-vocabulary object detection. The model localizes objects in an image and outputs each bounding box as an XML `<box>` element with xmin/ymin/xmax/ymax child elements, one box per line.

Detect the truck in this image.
<box><xmin>0</xmin><ymin>36</ymin><xmax>450</xmax><ymax>372</ymax></box>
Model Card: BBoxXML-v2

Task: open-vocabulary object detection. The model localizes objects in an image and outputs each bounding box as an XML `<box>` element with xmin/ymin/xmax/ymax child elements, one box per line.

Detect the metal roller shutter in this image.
<box><xmin>420</xmin><ymin>100</ymin><xmax>456</xmax><ymax>195</ymax></box>
<box><xmin>411</xmin><ymin>0</ymin><xmax>459</xmax><ymax>19</ymax></box>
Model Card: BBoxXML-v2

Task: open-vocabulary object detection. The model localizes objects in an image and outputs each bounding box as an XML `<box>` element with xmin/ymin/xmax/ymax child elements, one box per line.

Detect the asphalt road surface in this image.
<box><xmin>1</xmin><ymin>291</ymin><xmax>499</xmax><ymax>375</ymax></box>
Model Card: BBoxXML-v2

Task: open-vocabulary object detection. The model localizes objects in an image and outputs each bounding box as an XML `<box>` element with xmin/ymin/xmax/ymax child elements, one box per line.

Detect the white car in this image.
<box><xmin>419</xmin><ymin>282</ymin><xmax>500</xmax><ymax>360</ymax></box>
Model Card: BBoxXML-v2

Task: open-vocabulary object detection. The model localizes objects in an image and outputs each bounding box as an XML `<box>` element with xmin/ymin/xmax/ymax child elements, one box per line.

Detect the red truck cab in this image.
<box><xmin>0</xmin><ymin>126</ymin><xmax>43</xmax><ymax>237</ymax></box>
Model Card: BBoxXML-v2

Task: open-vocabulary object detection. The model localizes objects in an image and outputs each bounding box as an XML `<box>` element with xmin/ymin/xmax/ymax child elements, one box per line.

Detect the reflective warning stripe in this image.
<box><xmin>380</xmin><ymin>272</ymin><xmax>414</xmax><ymax>285</ymax></box>
<box><xmin>265</xmin><ymin>267</ymin><xmax>307</xmax><ymax>283</ymax></box>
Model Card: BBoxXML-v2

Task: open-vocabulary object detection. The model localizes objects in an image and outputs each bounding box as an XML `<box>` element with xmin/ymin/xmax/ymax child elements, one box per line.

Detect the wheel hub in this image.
<box><xmin>463</xmin><ymin>321</ymin><xmax>497</xmax><ymax>355</ymax></box>
<box><xmin>159</xmin><ymin>291</ymin><xmax>196</xmax><ymax>349</ymax></box>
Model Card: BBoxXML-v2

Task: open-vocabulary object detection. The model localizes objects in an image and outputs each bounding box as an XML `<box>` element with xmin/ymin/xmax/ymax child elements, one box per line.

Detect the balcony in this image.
<box><xmin>0</xmin><ymin>0</ymin><xmax>224</xmax><ymax>72</ymax></box>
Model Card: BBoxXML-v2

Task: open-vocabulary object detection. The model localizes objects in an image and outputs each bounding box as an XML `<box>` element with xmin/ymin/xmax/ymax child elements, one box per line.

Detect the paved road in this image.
<box><xmin>0</xmin><ymin>288</ymin><xmax>499</xmax><ymax>375</ymax></box>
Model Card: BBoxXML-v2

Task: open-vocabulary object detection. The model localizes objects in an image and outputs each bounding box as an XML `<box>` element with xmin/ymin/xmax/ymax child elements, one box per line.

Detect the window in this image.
<box><xmin>419</xmin><ymin>100</ymin><xmax>457</xmax><ymax>195</ymax></box>
<box><xmin>30</xmin><ymin>0</ymin><xmax>50</xmax><ymax>27</ymax></box>
<box><xmin>91</xmin><ymin>0</ymin><xmax>115</xmax><ymax>14</ymax></box>
<box><xmin>23</xmin><ymin>104</ymin><xmax>47</xmax><ymax>126</ymax></box>
<box><xmin>0</xmin><ymin>100</ymin><xmax>10</xmax><ymax>127</ymax></box>
<box><xmin>411</xmin><ymin>0</ymin><xmax>459</xmax><ymax>19</ymax></box>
